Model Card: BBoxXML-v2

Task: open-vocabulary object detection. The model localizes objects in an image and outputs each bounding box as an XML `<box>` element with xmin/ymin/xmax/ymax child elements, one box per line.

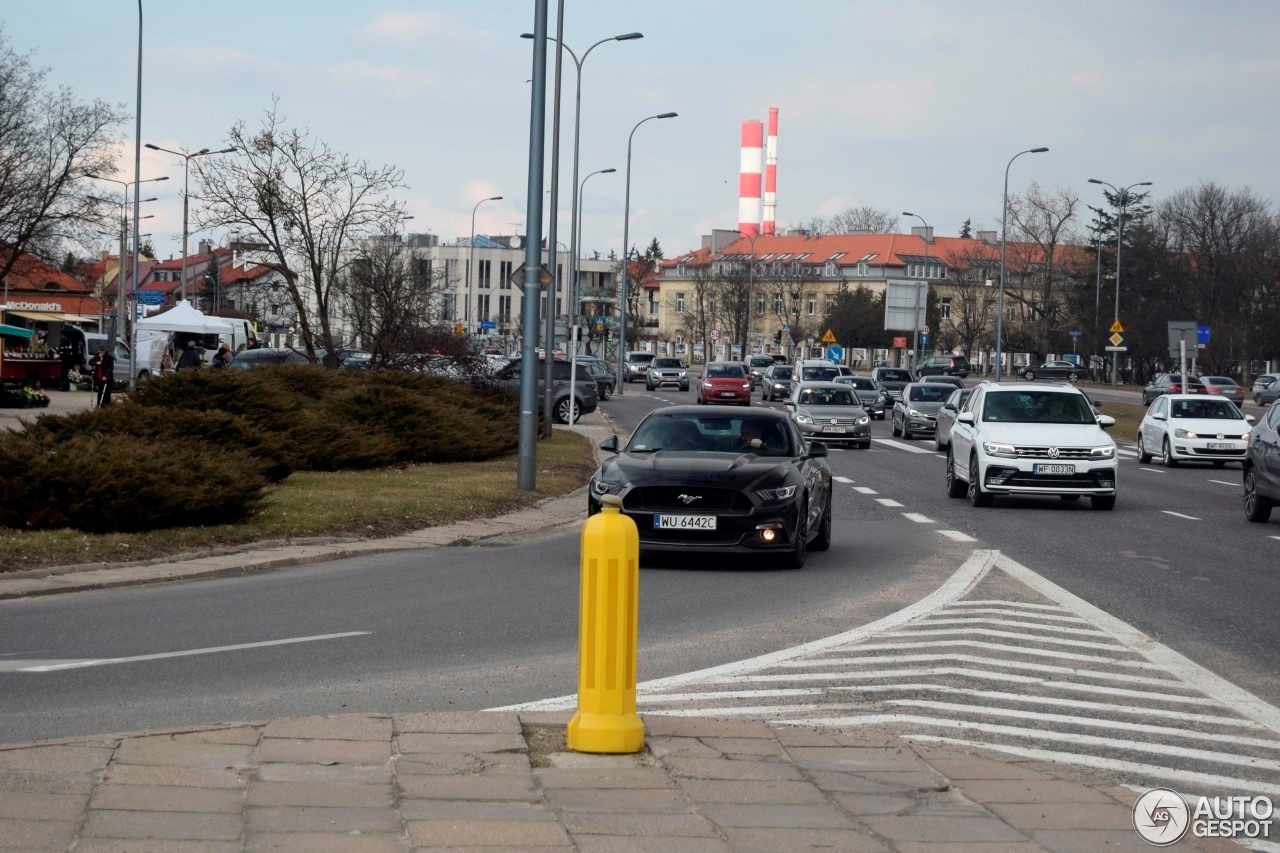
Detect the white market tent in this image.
<box><xmin>136</xmin><ymin>301</ymin><xmax>235</xmax><ymax>336</ymax></box>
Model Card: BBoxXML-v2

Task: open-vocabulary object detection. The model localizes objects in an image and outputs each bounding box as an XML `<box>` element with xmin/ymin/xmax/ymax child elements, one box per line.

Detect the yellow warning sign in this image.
<box><xmin>821</xmin><ymin>328</ymin><xmax>837</xmax><ymax>343</ymax></box>
<box><xmin>1109</xmin><ymin>320</ymin><xmax>1124</xmax><ymax>334</ymax></box>
<box><xmin>1109</xmin><ymin>332</ymin><xmax>1124</xmax><ymax>346</ymax></box>
<box><xmin>455</xmin><ymin>323</ymin><xmax>465</xmax><ymax>336</ymax></box>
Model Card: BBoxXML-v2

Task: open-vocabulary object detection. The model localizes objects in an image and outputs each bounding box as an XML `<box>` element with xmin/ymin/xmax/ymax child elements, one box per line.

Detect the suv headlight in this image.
<box><xmin>678</xmin><ymin>371</ymin><xmax>686</xmax><ymax>377</ymax></box>
<box><xmin>591</xmin><ymin>478</ymin><xmax>623</xmax><ymax>496</ymax></box>
<box><xmin>856</xmin><ymin>416</ymin><xmax>870</xmax><ymax>426</ymax></box>
<box><xmin>795</xmin><ymin>414</ymin><xmax>814</xmax><ymax>424</ymax></box>
<box><xmin>1174</xmin><ymin>429</ymin><xmax>1197</xmax><ymax>439</ymax></box>
<box><xmin>755</xmin><ymin>485</ymin><xmax>797</xmax><ymax>501</ymax></box>
<box><xmin>983</xmin><ymin>441</ymin><xmax>1017</xmax><ymax>458</ymax></box>
<box><xmin>1090</xmin><ymin>445</ymin><xmax>1115</xmax><ymax>458</ymax></box>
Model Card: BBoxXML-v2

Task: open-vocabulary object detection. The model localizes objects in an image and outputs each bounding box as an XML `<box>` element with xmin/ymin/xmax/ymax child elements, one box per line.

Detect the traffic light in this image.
<box><xmin>773</xmin><ymin>329</ymin><xmax>782</xmax><ymax>345</ymax></box>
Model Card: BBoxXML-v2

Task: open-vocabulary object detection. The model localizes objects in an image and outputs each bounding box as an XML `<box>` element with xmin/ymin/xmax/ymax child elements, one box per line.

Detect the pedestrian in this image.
<box><xmin>90</xmin><ymin>344</ymin><xmax>115</xmax><ymax>407</ymax></box>
<box><xmin>176</xmin><ymin>341</ymin><xmax>202</xmax><ymax>371</ymax></box>
<box><xmin>212</xmin><ymin>342</ymin><xmax>232</xmax><ymax>368</ymax></box>
<box><xmin>246</xmin><ymin>337</ymin><xmax>258</xmax><ymax>350</ymax></box>
<box><xmin>161</xmin><ymin>346</ymin><xmax>175</xmax><ymax>375</ymax></box>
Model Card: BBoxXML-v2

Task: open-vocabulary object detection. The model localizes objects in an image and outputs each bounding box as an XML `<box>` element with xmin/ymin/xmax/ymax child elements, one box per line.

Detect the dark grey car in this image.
<box><xmin>1200</xmin><ymin>376</ymin><xmax>1245</xmax><ymax>405</ymax></box>
<box><xmin>1244</xmin><ymin>400</ymin><xmax>1280</xmax><ymax>522</ymax></box>
<box><xmin>933</xmin><ymin>388</ymin><xmax>973</xmax><ymax>451</ymax></box>
<box><xmin>785</xmin><ymin>381</ymin><xmax>872</xmax><ymax>448</ymax></box>
<box><xmin>891</xmin><ymin>382</ymin><xmax>951</xmax><ymax>439</ymax></box>
<box><xmin>835</xmin><ymin>375</ymin><xmax>887</xmax><ymax>419</ymax></box>
<box><xmin>1256</xmin><ymin>379</ymin><xmax>1280</xmax><ymax>407</ymax></box>
<box><xmin>760</xmin><ymin>364</ymin><xmax>795</xmax><ymax>402</ymax></box>
<box><xmin>493</xmin><ymin>358</ymin><xmax>598</xmax><ymax>424</ymax></box>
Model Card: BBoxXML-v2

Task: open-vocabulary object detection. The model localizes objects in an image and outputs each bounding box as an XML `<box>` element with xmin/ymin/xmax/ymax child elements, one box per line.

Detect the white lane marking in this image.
<box><xmin>995</xmin><ymin>552</ymin><xmax>1280</xmax><ymax>735</ymax></box>
<box><xmin>902</xmin><ymin>736</ymin><xmax>1280</xmax><ymax>799</ymax></box>
<box><xmin>1162</xmin><ymin>510</ymin><xmax>1201</xmax><ymax>521</ymax></box>
<box><xmin>1209</xmin><ymin>479</ymin><xmax>1237</xmax><ymax>487</ymax></box>
<box><xmin>774</xmin><ymin>714</ymin><xmax>1280</xmax><ymax>774</ymax></box>
<box><xmin>1272</xmin><ymin>537</ymin><xmax>1280</xmax><ymax>542</ymax></box>
<box><xmin>1116</xmin><ymin>448</ymin><xmax>1138</xmax><ymax>458</ymax></box>
<box><xmin>845</xmin><ymin>640</ymin><xmax>1165</xmax><ymax>668</ymax></box>
<box><xmin>646</xmin><ymin>704</ymin><xmax>826</xmax><ymax>717</ymax></box>
<box><xmin>14</xmin><ymin>632</ymin><xmax>372</xmax><ymax>672</ymax></box>
<box><xmin>948</xmin><ymin>600</ymin><xmax>1067</xmax><ymax>611</ymax></box>
<box><xmin>901</xmin><ymin>512</ymin><xmax>935</xmax><ymax>524</ymax></box>
<box><xmin>872</xmin><ymin>438</ymin><xmax>936</xmax><ymax>454</ymax></box>
<box><xmin>934</xmin><ymin>607</ymin><xmax>1092</xmax><ymax>624</ymax></box>
<box><xmin>824</xmin><ymin>684</ymin><xmax>1265</xmax><ymax>729</ymax></box>
<box><xmin>883</xmin><ymin>627</ymin><xmax>1132</xmax><ymax>652</ymax></box>
<box><xmin>934</xmin><ymin>454</ymin><xmax>946</xmax><ymax>459</ymax></box>
<box><xmin>937</xmin><ymin>530</ymin><xmax>975</xmax><ymax>542</ymax></box>
<box><xmin>780</xmin><ymin>654</ymin><xmax>1185</xmax><ymax>688</ymax></box>
<box><xmin>886</xmin><ymin>700</ymin><xmax>1280</xmax><ymax>750</ymax></box>
<box><xmin>636</xmin><ymin>689</ymin><xmax>822</xmax><ymax>703</ymax></box>
<box><xmin>1140</xmin><ymin>467</ymin><xmax>1167</xmax><ymax>473</ymax></box>
<box><xmin>913</xmin><ymin>617</ymin><xmax>1112</xmax><ymax>637</ymax></box>
<box><xmin>852</xmin><ymin>486</ymin><xmax>878</xmax><ymax>495</ymax></box>
<box><xmin>832</xmin><ymin>476</ymin><xmax>854</xmax><ymax>483</ymax></box>
<box><xmin>875</xmin><ymin>498</ymin><xmax>905</xmax><ymax>508</ymax></box>
<box><xmin>491</xmin><ymin>550</ymin><xmax>998</xmax><ymax>712</ymax></box>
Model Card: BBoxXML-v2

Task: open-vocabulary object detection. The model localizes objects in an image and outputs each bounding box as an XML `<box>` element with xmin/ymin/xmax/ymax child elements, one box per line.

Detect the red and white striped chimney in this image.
<box><xmin>762</xmin><ymin>108</ymin><xmax>778</xmax><ymax>236</ymax></box>
<box><xmin>738</xmin><ymin>119</ymin><xmax>763</xmax><ymax>237</ymax></box>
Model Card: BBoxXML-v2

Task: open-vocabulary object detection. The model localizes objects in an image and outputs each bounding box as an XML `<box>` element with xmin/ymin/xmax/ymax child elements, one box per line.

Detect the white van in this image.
<box><xmin>794</xmin><ymin>359</ymin><xmax>853</xmax><ymax>383</ymax></box>
<box><xmin>82</xmin><ymin>332</ymin><xmax>159</xmax><ymax>384</ymax></box>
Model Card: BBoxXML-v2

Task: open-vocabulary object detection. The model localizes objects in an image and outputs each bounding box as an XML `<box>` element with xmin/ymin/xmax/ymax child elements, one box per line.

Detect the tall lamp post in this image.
<box><xmin>521</xmin><ymin>30</ymin><xmax>642</xmax><ymax>326</ymax></box>
<box><xmin>737</xmin><ymin>230</ymin><xmax>760</xmax><ymax>357</ymax></box>
<box><xmin>902</xmin><ymin>211</ymin><xmax>930</xmax><ymax>365</ymax></box>
<box><xmin>467</xmin><ymin>195</ymin><xmax>503</xmax><ymax>333</ymax></box>
<box><xmin>144</xmin><ymin>143</ymin><xmax>235</xmax><ymax>301</ymax></box>
<box><xmin>1087</xmin><ymin>178</ymin><xmax>1152</xmax><ymax>386</ymax></box>
<box><xmin>994</xmin><ymin>146</ymin><xmax>1048</xmax><ymax>381</ymax></box>
<box><xmin>88</xmin><ymin>174</ymin><xmax>168</xmax><ymax>350</ymax></box>
<box><xmin>577</xmin><ymin>168</ymin><xmax>615</xmax><ymax>353</ymax></box>
<box><xmin>616</xmin><ymin>111</ymin><xmax>678</xmax><ymax>394</ymax></box>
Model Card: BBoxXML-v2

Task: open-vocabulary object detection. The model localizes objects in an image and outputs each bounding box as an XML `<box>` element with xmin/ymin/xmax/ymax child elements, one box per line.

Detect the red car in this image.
<box><xmin>697</xmin><ymin>361</ymin><xmax>752</xmax><ymax>406</ymax></box>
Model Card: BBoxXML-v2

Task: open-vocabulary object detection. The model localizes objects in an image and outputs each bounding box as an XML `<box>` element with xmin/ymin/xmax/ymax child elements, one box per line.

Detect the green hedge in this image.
<box><xmin>1</xmin><ymin>367</ymin><xmax>519</xmax><ymax>532</ymax></box>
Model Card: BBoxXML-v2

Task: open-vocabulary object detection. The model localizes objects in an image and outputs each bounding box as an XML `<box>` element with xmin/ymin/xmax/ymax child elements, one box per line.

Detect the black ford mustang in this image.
<box><xmin>588</xmin><ymin>406</ymin><xmax>833</xmax><ymax>568</ymax></box>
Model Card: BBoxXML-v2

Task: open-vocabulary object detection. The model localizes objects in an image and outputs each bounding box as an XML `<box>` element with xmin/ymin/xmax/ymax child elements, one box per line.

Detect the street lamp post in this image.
<box><xmin>903</xmin><ymin>212</ymin><xmax>930</xmax><ymax>366</ymax></box>
<box><xmin>737</xmin><ymin>230</ymin><xmax>760</xmax><ymax>356</ymax></box>
<box><xmin>521</xmin><ymin>30</ymin><xmax>642</xmax><ymax>326</ymax></box>
<box><xmin>467</xmin><ymin>196</ymin><xmax>503</xmax><ymax>334</ymax></box>
<box><xmin>616</xmin><ymin>111</ymin><xmax>678</xmax><ymax>394</ymax></box>
<box><xmin>994</xmin><ymin>146</ymin><xmax>1049</xmax><ymax>382</ymax></box>
<box><xmin>88</xmin><ymin>174</ymin><xmax>168</xmax><ymax>351</ymax></box>
<box><xmin>144</xmin><ymin>143</ymin><xmax>236</xmax><ymax>301</ymax></box>
<box><xmin>1088</xmin><ymin>178</ymin><xmax>1152</xmax><ymax>386</ymax></box>
<box><xmin>577</xmin><ymin>168</ymin><xmax>614</xmax><ymax>353</ymax></box>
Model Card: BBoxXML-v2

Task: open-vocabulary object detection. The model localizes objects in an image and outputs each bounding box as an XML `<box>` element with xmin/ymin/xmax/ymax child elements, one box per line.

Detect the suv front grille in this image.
<box><xmin>1014</xmin><ymin>446</ymin><xmax>1093</xmax><ymax>459</ymax></box>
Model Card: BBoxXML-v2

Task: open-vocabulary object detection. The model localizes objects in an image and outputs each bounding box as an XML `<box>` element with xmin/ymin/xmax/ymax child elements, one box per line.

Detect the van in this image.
<box><xmin>794</xmin><ymin>360</ymin><xmax>853</xmax><ymax>383</ymax></box>
<box><xmin>81</xmin><ymin>333</ymin><xmax>157</xmax><ymax>384</ymax></box>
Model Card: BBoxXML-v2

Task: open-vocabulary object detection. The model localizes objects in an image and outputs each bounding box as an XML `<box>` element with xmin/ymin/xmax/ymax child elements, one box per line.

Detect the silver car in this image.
<box><xmin>784</xmin><ymin>381</ymin><xmax>872</xmax><ymax>448</ymax></box>
<box><xmin>933</xmin><ymin>387</ymin><xmax>973</xmax><ymax>451</ymax></box>
<box><xmin>645</xmin><ymin>357</ymin><xmax>689</xmax><ymax>391</ymax></box>
<box><xmin>835</xmin><ymin>375</ymin><xmax>887</xmax><ymax>420</ymax></box>
<box><xmin>892</xmin><ymin>382</ymin><xmax>952</xmax><ymax>440</ymax></box>
<box><xmin>1200</xmin><ymin>376</ymin><xmax>1245</xmax><ymax>406</ymax></box>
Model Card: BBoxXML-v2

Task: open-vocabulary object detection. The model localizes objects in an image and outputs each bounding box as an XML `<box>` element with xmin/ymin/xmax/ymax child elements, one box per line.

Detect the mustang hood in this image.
<box><xmin>609</xmin><ymin>452</ymin><xmax>791</xmax><ymax>490</ymax></box>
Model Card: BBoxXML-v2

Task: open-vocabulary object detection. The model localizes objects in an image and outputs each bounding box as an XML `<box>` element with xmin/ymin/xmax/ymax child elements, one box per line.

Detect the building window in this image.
<box><xmin>824</xmin><ymin>261</ymin><xmax>838</xmax><ymax>277</ymax></box>
<box><xmin>676</xmin><ymin>263</ymin><xmax>687</xmax><ymax>276</ymax></box>
<box><xmin>499</xmin><ymin>260</ymin><xmax>512</xmax><ymax>289</ymax></box>
<box><xmin>856</xmin><ymin>261</ymin><xmax>868</xmax><ymax>277</ymax></box>
<box><xmin>676</xmin><ymin>292</ymin><xmax>685</xmax><ymax>313</ymax></box>
<box><xmin>708</xmin><ymin>295</ymin><xmax>716</xmax><ymax>314</ymax></box>
<box><xmin>773</xmin><ymin>295</ymin><xmax>783</xmax><ymax>315</ymax></box>
<box><xmin>940</xmin><ymin>297</ymin><xmax>952</xmax><ymax>321</ymax></box>
<box><xmin>756</xmin><ymin>293</ymin><xmax>765</xmax><ymax>313</ymax></box>
<box><xmin>498</xmin><ymin>295</ymin><xmax>512</xmax><ymax>321</ymax></box>
<box><xmin>649</xmin><ymin>299</ymin><xmax>659</xmax><ymax>316</ymax></box>
<box><xmin>477</xmin><ymin>294</ymin><xmax>490</xmax><ymax>320</ymax></box>
<box><xmin>806</xmin><ymin>293</ymin><xmax>816</xmax><ymax>316</ymax></box>
<box><xmin>417</xmin><ymin>258</ymin><xmax>433</xmax><ymax>281</ymax></box>
<box><xmin>478</xmin><ymin>259</ymin><xmax>491</xmax><ymax>289</ymax></box>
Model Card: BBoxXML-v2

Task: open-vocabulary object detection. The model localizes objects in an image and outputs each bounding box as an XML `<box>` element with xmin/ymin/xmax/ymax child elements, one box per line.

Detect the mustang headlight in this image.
<box><xmin>590</xmin><ymin>478</ymin><xmax>623</xmax><ymax>496</ymax></box>
<box><xmin>983</xmin><ymin>441</ymin><xmax>1017</xmax><ymax>458</ymax></box>
<box><xmin>795</xmin><ymin>414</ymin><xmax>814</xmax><ymax>424</ymax></box>
<box><xmin>1090</xmin><ymin>445</ymin><xmax>1115</xmax><ymax>458</ymax></box>
<box><xmin>1174</xmin><ymin>429</ymin><xmax>1197</xmax><ymax>439</ymax></box>
<box><xmin>755</xmin><ymin>485</ymin><xmax>797</xmax><ymax>501</ymax></box>
<box><xmin>856</xmin><ymin>416</ymin><xmax>870</xmax><ymax>426</ymax></box>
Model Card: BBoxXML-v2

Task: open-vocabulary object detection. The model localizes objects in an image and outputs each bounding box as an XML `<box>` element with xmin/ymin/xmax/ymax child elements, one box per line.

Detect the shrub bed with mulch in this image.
<box><xmin>1</xmin><ymin>367</ymin><xmax>519</xmax><ymax>533</ymax></box>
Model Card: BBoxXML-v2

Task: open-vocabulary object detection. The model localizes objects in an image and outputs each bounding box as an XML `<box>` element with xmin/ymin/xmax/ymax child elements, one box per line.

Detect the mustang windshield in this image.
<box><xmin>627</xmin><ymin>415</ymin><xmax>793</xmax><ymax>456</ymax></box>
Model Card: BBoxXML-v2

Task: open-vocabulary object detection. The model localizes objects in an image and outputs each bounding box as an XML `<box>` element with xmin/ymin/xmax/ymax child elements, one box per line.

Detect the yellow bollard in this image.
<box><xmin>567</xmin><ymin>494</ymin><xmax>645</xmax><ymax>753</ymax></box>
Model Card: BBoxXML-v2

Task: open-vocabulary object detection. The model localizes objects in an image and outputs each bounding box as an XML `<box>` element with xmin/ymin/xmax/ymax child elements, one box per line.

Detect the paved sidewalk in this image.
<box><xmin>0</xmin><ymin>711</ymin><xmax>1238</xmax><ymax>852</ymax></box>
<box><xmin>0</xmin><ymin>415</ymin><xmax>615</xmax><ymax>601</ymax></box>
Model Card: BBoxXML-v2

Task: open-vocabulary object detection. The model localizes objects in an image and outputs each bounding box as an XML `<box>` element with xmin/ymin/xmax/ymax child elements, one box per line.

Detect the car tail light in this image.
<box><xmin>1171</xmin><ymin>384</ymin><xmax>1182</xmax><ymax>392</ymax></box>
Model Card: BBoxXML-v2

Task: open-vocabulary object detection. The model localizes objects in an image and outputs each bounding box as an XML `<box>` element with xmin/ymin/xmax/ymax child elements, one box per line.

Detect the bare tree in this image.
<box><xmin>671</xmin><ymin>265</ymin><xmax>717</xmax><ymax>362</ymax></box>
<box><xmin>192</xmin><ymin>100</ymin><xmax>406</xmax><ymax>365</ymax></box>
<box><xmin>759</xmin><ymin>262</ymin><xmax>821</xmax><ymax>350</ymax></box>
<box><xmin>0</xmin><ymin>25</ymin><xmax>125</xmax><ymax>278</ymax></box>
<box><xmin>827</xmin><ymin>206</ymin><xmax>901</xmax><ymax>234</ymax></box>
<box><xmin>943</xmin><ymin>247</ymin><xmax>999</xmax><ymax>357</ymax></box>
<box><xmin>337</xmin><ymin>231</ymin><xmax>449</xmax><ymax>365</ymax></box>
<box><xmin>1002</xmin><ymin>183</ymin><xmax>1082</xmax><ymax>359</ymax></box>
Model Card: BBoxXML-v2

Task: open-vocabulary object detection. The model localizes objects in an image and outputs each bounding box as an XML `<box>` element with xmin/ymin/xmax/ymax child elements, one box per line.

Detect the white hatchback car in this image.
<box><xmin>1136</xmin><ymin>394</ymin><xmax>1254</xmax><ymax>467</ymax></box>
<box><xmin>946</xmin><ymin>382</ymin><xmax>1118</xmax><ymax>510</ymax></box>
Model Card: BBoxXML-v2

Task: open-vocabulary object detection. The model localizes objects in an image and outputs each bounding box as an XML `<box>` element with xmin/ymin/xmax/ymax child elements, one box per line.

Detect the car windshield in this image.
<box><xmin>706</xmin><ymin>363</ymin><xmax>746</xmax><ymax>378</ymax></box>
<box><xmin>749</xmin><ymin>357</ymin><xmax>774</xmax><ymax>368</ymax></box>
<box><xmin>652</xmin><ymin>358</ymin><xmax>683</xmax><ymax>368</ymax></box>
<box><xmin>841</xmin><ymin>377</ymin><xmax>876</xmax><ymax>390</ymax></box>
<box><xmin>799</xmin><ymin>387</ymin><xmax>856</xmax><ymax>406</ymax></box>
<box><xmin>878</xmin><ymin>369</ymin><xmax>912</xmax><ymax>382</ymax></box>
<box><xmin>801</xmin><ymin>366</ymin><xmax>840</xmax><ymax>381</ymax></box>
<box><xmin>1171</xmin><ymin>399</ymin><xmax>1242</xmax><ymax>419</ymax></box>
<box><xmin>627</xmin><ymin>415</ymin><xmax>793</xmax><ymax>456</ymax></box>
<box><xmin>629</xmin><ymin>353</ymin><xmax>654</xmax><ymax>364</ymax></box>
<box><xmin>983</xmin><ymin>391</ymin><xmax>1095</xmax><ymax>424</ymax></box>
<box><xmin>908</xmin><ymin>385</ymin><xmax>950</xmax><ymax>402</ymax></box>
<box><xmin>771</xmin><ymin>367</ymin><xmax>794</xmax><ymax>380</ymax></box>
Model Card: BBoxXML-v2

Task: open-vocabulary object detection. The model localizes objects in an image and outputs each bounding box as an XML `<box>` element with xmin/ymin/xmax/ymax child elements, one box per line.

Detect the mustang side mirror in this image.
<box><xmin>807</xmin><ymin>441</ymin><xmax>828</xmax><ymax>458</ymax></box>
<box><xmin>956</xmin><ymin>412</ymin><xmax>975</xmax><ymax>425</ymax></box>
<box><xmin>1098</xmin><ymin>415</ymin><xmax>1116</xmax><ymax>429</ymax></box>
<box><xmin>599</xmin><ymin>435</ymin><xmax>619</xmax><ymax>454</ymax></box>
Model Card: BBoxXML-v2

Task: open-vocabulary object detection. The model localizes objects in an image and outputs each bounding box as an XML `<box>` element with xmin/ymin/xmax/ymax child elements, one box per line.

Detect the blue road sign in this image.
<box><xmin>1068</xmin><ymin>329</ymin><xmax>1082</xmax><ymax>338</ymax></box>
<box><xmin>479</xmin><ymin>320</ymin><xmax>497</xmax><ymax>330</ymax></box>
<box><xmin>138</xmin><ymin>290</ymin><xmax>166</xmax><ymax>305</ymax></box>
<box><xmin>781</xmin><ymin>324</ymin><xmax>791</xmax><ymax>333</ymax></box>
<box><xmin>920</xmin><ymin>335</ymin><xmax>930</xmax><ymax>345</ymax></box>
<box><xmin>826</xmin><ymin>344</ymin><xmax>844</xmax><ymax>363</ymax></box>
<box><xmin>1197</xmin><ymin>325</ymin><xmax>1210</xmax><ymax>344</ymax></box>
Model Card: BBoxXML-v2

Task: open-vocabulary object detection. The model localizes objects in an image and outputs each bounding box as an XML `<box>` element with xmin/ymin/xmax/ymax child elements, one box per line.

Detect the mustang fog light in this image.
<box><xmin>755</xmin><ymin>522</ymin><xmax>783</xmax><ymax>543</ymax></box>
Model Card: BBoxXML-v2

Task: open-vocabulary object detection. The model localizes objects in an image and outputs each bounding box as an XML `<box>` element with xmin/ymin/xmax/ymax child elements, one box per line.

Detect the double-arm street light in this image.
<box><xmin>468</xmin><ymin>196</ymin><xmax>503</xmax><ymax>333</ymax></box>
<box><xmin>521</xmin><ymin>30</ymin><xmax>642</xmax><ymax>325</ymax></box>
<box><xmin>616</xmin><ymin>112</ymin><xmax>678</xmax><ymax>393</ymax></box>
<box><xmin>144</xmin><ymin>143</ymin><xmax>236</xmax><ymax>301</ymax></box>
<box><xmin>88</xmin><ymin>174</ymin><xmax>168</xmax><ymax>348</ymax></box>
<box><xmin>576</xmin><ymin>168</ymin><xmax>615</xmax><ymax>348</ymax></box>
<box><xmin>1088</xmin><ymin>178</ymin><xmax>1152</xmax><ymax>386</ymax></box>
<box><xmin>994</xmin><ymin>146</ymin><xmax>1049</xmax><ymax>382</ymax></box>
<box><xmin>902</xmin><ymin>211</ymin><xmax>931</xmax><ymax>364</ymax></box>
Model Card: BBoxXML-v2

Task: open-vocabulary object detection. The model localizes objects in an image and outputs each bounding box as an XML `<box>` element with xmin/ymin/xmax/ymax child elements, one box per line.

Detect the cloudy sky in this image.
<box><xmin>5</xmin><ymin>1</ymin><xmax>1279</xmax><ymax>262</ymax></box>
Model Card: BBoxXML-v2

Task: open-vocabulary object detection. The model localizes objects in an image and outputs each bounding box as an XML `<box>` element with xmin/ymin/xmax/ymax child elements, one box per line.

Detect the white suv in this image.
<box><xmin>945</xmin><ymin>382</ymin><xmax>1118</xmax><ymax>510</ymax></box>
